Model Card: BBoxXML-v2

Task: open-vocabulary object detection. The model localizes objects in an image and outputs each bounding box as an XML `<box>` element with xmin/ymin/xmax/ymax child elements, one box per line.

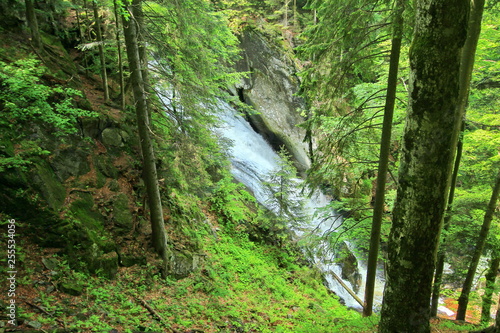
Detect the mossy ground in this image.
<box><xmin>1</xmin><ymin>213</ymin><xmax>488</xmax><ymax>333</ymax></box>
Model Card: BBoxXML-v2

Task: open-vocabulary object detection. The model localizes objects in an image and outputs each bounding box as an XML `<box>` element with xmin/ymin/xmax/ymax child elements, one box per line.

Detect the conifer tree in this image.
<box><xmin>122</xmin><ymin>0</ymin><xmax>169</xmax><ymax>262</ymax></box>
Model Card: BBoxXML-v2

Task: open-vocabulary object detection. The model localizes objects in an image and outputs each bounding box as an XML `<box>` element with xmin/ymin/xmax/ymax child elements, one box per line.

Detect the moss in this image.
<box><xmin>112</xmin><ymin>193</ymin><xmax>134</xmax><ymax>233</ymax></box>
<box><xmin>94</xmin><ymin>154</ymin><xmax>118</xmax><ymax>179</ymax></box>
<box><xmin>87</xmin><ymin>246</ymin><xmax>119</xmax><ymax>279</ymax></box>
<box><xmin>59</xmin><ymin>281</ymin><xmax>84</xmax><ymax>296</ymax></box>
<box><xmin>31</xmin><ymin>159</ymin><xmax>67</xmax><ymax>211</ymax></box>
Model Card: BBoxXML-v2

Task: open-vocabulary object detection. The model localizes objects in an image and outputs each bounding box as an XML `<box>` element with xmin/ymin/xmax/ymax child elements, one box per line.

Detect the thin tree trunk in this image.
<box><xmin>430</xmin><ymin>121</ymin><xmax>465</xmax><ymax>316</ymax></box>
<box><xmin>25</xmin><ymin>0</ymin><xmax>42</xmax><ymax>49</ymax></box>
<box><xmin>132</xmin><ymin>0</ymin><xmax>151</xmax><ymax>124</ymax></box>
<box><xmin>363</xmin><ymin>0</ymin><xmax>404</xmax><ymax>317</ymax></box>
<box><xmin>122</xmin><ymin>3</ymin><xmax>169</xmax><ymax>261</ymax></box>
<box><xmin>113</xmin><ymin>0</ymin><xmax>125</xmax><ymax>110</ymax></box>
<box><xmin>456</xmin><ymin>171</ymin><xmax>500</xmax><ymax>320</ymax></box>
<box><xmin>93</xmin><ymin>0</ymin><xmax>109</xmax><ymax>101</ymax></box>
<box><xmin>496</xmin><ymin>296</ymin><xmax>500</xmax><ymax>331</ymax></box>
<box><xmin>293</xmin><ymin>0</ymin><xmax>297</xmax><ymax>29</ymax></box>
<box><xmin>481</xmin><ymin>256</ymin><xmax>500</xmax><ymax>324</ymax></box>
<box><xmin>75</xmin><ymin>2</ymin><xmax>90</xmax><ymax>76</ymax></box>
<box><xmin>378</xmin><ymin>0</ymin><xmax>469</xmax><ymax>331</ymax></box>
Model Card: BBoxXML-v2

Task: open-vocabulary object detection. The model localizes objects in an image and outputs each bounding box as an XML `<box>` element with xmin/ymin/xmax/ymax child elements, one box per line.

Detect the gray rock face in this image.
<box><xmin>236</xmin><ymin>29</ymin><xmax>310</xmax><ymax>172</ymax></box>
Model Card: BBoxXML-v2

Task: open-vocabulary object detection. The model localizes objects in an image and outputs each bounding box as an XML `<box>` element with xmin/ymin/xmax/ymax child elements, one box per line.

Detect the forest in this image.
<box><xmin>0</xmin><ymin>0</ymin><xmax>499</xmax><ymax>332</ymax></box>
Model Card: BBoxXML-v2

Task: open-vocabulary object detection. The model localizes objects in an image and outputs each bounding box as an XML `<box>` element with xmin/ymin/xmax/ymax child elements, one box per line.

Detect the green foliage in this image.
<box><xmin>264</xmin><ymin>147</ymin><xmax>306</xmax><ymax>223</ymax></box>
<box><xmin>145</xmin><ymin>0</ymin><xmax>244</xmax><ymax>133</ymax></box>
<box><xmin>0</xmin><ymin>57</ymin><xmax>96</xmax><ymax>171</ymax></box>
<box><xmin>209</xmin><ymin>174</ymin><xmax>256</xmax><ymax>227</ymax></box>
<box><xmin>0</xmin><ymin>57</ymin><xmax>94</xmax><ymax>135</ymax></box>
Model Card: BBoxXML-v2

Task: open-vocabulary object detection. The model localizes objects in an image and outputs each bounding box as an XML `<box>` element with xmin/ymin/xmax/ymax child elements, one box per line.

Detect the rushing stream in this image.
<box><xmin>212</xmin><ymin>101</ymin><xmax>385</xmax><ymax>310</ymax></box>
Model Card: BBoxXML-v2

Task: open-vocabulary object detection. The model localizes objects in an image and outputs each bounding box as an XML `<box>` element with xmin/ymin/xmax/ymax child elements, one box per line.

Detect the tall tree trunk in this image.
<box><xmin>122</xmin><ymin>3</ymin><xmax>169</xmax><ymax>261</ymax></box>
<box><xmin>430</xmin><ymin>121</ymin><xmax>465</xmax><ymax>316</ymax></box>
<box><xmin>363</xmin><ymin>0</ymin><xmax>404</xmax><ymax>317</ymax></box>
<box><xmin>113</xmin><ymin>0</ymin><xmax>125</xmax><ymax>110</ymax></box>
<box><xmin>378</xmin><ymin>0</ymin><xmax>469</xmax><ymax>331</ymax></box>
<box><xmin>93</xmin><ymin>0</ymin><xmax>109</xmax><ymax>101</ymax></box>
<box><xmin>25</xmin><ymin>0</ymin><xmax>42</xmax><ymax>49</ymax></box>
<box><xmin>456</xmin><ymin>171</ymin><xmax>500</xmax><ymax>320</ymax></box>
<box><xmin>431</xmin><ymin>0</ymin><xmax>485</xmax><ymax>316</ymax></box>
<box><xmin>76</xmin><ymin>2</ymin><xmax>90</xmax><ymax>75</ymax></box>
<box><xmin>131</xmin><ymin>0</ymin><xmax>151</xmax><ymax>124</ymax></box>
<box><xmin>481</xmin><ymin>256</ymin><xmax>500</xmax><ymax>324</ymax></box>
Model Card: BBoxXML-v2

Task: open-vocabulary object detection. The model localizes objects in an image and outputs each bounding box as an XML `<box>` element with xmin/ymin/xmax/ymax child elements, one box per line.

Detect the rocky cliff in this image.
<box><xmin>234</xmin><ymin>28</ymin><xmax>310</xmax><ymax>172</ymax></box>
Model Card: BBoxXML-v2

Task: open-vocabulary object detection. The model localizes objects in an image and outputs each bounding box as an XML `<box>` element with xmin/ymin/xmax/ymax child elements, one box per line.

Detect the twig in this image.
<box><xmin>24</xmin><ymin>301</ymin><xmax>66</xmax><ymax>328</ymax></box>
<box><xmin>138</xmin><ymin>297</ymin><xmax>165</xmax><ymax>323</ymax></box>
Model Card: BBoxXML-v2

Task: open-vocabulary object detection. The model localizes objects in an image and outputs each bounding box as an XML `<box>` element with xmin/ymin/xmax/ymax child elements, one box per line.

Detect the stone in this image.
<box><xmin>112</xmin><ymin>193</ymin><xmax>134</xmax><ymax>232</ymax></box>
<box><xmin>50</xmin><ymin>146</ymin><xmax>91</xmax><ymax>182</ymax></box>
<box><xmin>42</xmin><ymin>257</ymin><xmax>59</xmax><ymax>271</ymax></box>
<box><xmin>27</xmin><ymin>321</ymin><xmax>42</xmax><ymax>329</ymax></box>
<box><xmin>336</xmin><ymin>242</ymin><xmax>362</xmax><ymax>293</ymax></box>
<box><xmin>236</xmin><ymin>28</ymin><xmax>311</xmax><ymax>172</ymax></box>
<box><xmin>168</xmin><ymin>250</ymin><xmax>203</xmax><ymax>279</ymax></box>
<box><xmin>87</xmin><ymin>246</ymin><xmax>119</xmax><ymax>279</ymax></box>
<box><xmin>59</xmin><ymin>281</ymin><xmax>83</xmax><ymax>296</ymax></box>
<box><xmin>120</xmin><ymin>255</ymin><xmax>147</xmax><ymax>267</ymax></box>
<box><xmin>102</xmin><ymin>128</ymin><xmax>124</xmax><ymax>147</ymax></box>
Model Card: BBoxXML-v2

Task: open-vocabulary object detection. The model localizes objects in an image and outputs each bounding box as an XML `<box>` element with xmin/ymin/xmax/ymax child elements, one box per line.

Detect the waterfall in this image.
<box><xmin>213</xmin><ymin>101</ymin><xmax>384</xmax><ymax>310</ymax></box>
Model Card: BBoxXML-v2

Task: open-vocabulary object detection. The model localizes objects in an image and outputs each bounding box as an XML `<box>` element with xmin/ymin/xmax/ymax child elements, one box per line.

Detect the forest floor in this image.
<box><xmin>1</xmin><ymin>229</ymin><xmax>491</xmax><ymax>333</ymax></box>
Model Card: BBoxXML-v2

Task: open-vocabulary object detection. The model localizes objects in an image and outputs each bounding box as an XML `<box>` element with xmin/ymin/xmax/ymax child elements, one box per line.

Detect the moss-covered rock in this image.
<box><xmin>58</xmin><ymin>281</ymin><xmax>84</xmax><ymax>296</ymax></box>
<box><xmin>168</xmin><ymin>250</ymin><xmax>203</xmax><ymax>279</ymax></box>
<box><xmin>112</xmin><ymin>193</ymin><xmax>134</xmax><ymax>233</ymax></box>
<box><xmin>87</xmin><ymin>245</ymin><xmax>119</xmax><ymax>279</ymax></box>
<box><xmin>119</xmin><ymin>254</ymin><xmax>147</xmax><ymax>267</ymax></box>
<box><xmin>94</xmin><ymin>154</ymin><xmax>118</xmax><ymax>179</ymax></box>
<box><xmin>31</xmin><ymin>159</ymin><xmax>66</xmax><ymax>211</ymax></box>
<box><xmin>50</xmin><ymin>146</ymin><xmax>90</xmax><ymax>182</ymax></box>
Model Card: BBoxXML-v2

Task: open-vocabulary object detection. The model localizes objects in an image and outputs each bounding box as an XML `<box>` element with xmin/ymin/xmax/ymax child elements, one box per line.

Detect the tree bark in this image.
<box><xmin>122</xmin><ymin>2</ymin><xmax>169</xmax><ymax>261</ymax></box>
<box><xmin>496</xmin><ymin>295</ymin><xmax>500</xmax><ymax>331</ymax></box>
<box><xmin>113</xmin><ymin>0</ymin><xmax>125</xmax><ymax>110</ymax></box>
<box><xmin>363</xmin><ymin>0</ymin><xmax>404</xmax><ymax>317</ymax></box>
<box><xmin>431</xmin><ymin>0</ymin><xmax>485</xmax><ymax>316</ymax></box>
<box><xmin>456</xmin><ymin>170</ymin><xmax>500</xmax><ymax>320</ymax></box>
<box><xmin>378</xmin><ymin>0</ymin><xmax>469</xmax><ymax>331</ymax></box>
<box><xmin>92</xmin><ymin>0</ymin><xmax>109</xmax><ymax>101</ymax></box>
<box><xmin>481</xmin><ymin>256</ymin><xmax>500</xmax><ymax>325</ymax></box>
<box><xmin>25</xmin><ymin>0</ymin><xmax>42</xmax><ymax>49</ymax></box>
<box><xmin>131</xmin><ymin>0</ymin><xmax>151</xmax><ymax>124</ymax></box>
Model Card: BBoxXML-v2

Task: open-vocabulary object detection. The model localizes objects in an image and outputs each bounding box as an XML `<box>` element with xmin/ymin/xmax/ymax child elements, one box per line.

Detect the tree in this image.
<box><xmin>122</xmin><ymin>0</ymin><xmax>169</xmax><ymax>262</ymax></box>
<box><xmin>378</xmin><ymin>0</ymin><xmax>469</xmax><ymax>331</ymax></box>
<box><xmin>113</xmin><ymin>0</ymin><xmax>125</xmax><ymax>110</ymax></box>
<box><xmin>430</xmin><ymin>122</ymin><xmax>464</xmax><ymax>316</ymax></box>
<box><xmin>363</xmin><ymin>0</ymin><xmax>404</xmax><ymax>317</ymax></box>
<box><xmin>92</xmin><ymin>0</ymin><xmax>109</xmax><ymax>101</ymax></box>
<box><xmin>456</xmin><ymin>170</ymin><xmax>500</xmax><ymax>320</ymax></box>
<box><xmin>481</xmin><ymin>255</ymin><xmax>500</xmax><ymax>324</ymax></box>
<box><xmin>25</xmin><ymin>0</ymin><xmax>42</xmax><ymax>49</ymax></box>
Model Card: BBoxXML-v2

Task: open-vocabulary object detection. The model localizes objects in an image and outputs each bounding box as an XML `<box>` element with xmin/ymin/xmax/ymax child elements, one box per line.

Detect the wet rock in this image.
<box><xmin>236</xmin><ymin>28</ymin><xmax>310</xmax><ymax>172</ymax></box>
<box><xmin>336</xmin><ymin>242</ymin><xmax>362</xmax><ymax>293</ymax></box>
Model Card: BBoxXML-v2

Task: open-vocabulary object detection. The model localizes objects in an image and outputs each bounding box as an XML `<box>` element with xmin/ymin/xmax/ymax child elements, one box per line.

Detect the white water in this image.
<box><xmin>212</xmin><ymin>101</ymin><xmax>384</xmax><ymax>309</ymax></box>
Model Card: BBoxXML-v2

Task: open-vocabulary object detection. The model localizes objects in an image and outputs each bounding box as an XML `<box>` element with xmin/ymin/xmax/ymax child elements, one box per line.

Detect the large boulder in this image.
<box><xmin>235</xmin><ymin>28</ymin><xmax>310</xmax><ymax>172</ymax></box>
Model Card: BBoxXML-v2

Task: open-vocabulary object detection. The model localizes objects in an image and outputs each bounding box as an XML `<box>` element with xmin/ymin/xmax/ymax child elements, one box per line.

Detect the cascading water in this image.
<box><xmin>212</xmin><ymin>101</ymin><xmax>384</xmax><ymax>310</ymax></box>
